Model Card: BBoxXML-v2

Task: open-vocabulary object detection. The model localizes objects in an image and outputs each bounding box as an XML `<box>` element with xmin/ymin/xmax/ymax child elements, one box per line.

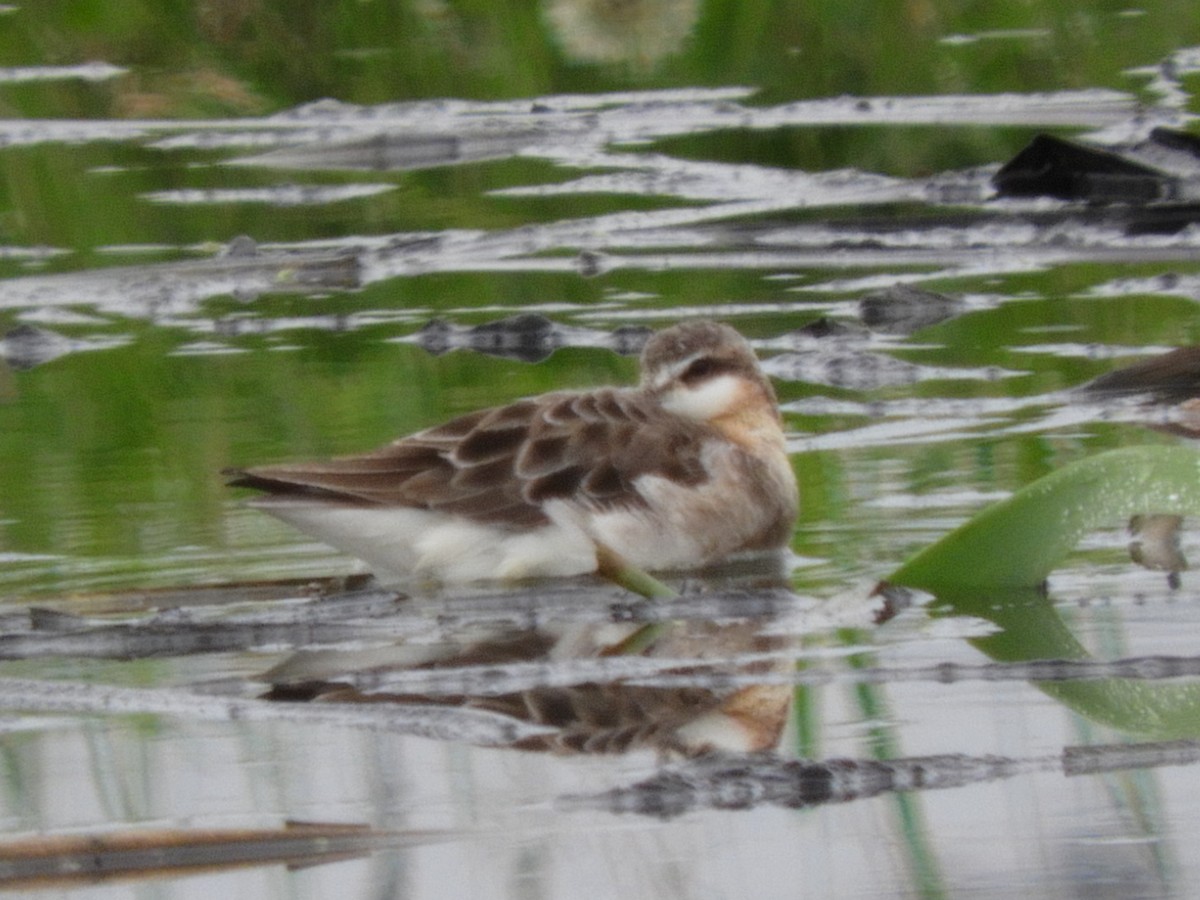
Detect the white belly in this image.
<box><xmin>254</xmin><ymin>499</ymin><xmax>599</xmax><ymax>583</ymax></box>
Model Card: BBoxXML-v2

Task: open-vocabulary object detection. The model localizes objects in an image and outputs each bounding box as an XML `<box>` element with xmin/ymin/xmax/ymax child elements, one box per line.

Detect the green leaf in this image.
<box><xmin>886</xmin><ymin>446</ymin><xmax>1200</xmax><ymax>738</ymax></box>
<box><xmin>889</xmin><ymin>445</ymin><xmax>1200</xmax><ymax>592</ymax></box>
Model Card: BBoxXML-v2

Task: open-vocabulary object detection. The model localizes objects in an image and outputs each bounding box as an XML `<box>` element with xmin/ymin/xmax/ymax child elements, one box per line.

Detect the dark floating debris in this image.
<box><xmin>577</xmin><ymin>738</ymin><xmax>1200</xmax><ymax>819</ymax></box>
<box><xmin>575</xmin><ymin>249</ymin><xmax>612</xmax><ymax>277</ymax></box>
<box><xmin>858</xmin><ymin>284</ymin><xmax>964</xmax><ymax>335</ymax></box>
<box><xmin>993</xmin><ymin>128</ymin><xmax>1200</xmax><ymax>204</ymax></box>
<box><xmin>0</xmin><ymin>243</ymin><xmax>364</xmax><ymax>331</ymax></box>
<box><xmin>238</xmin><ymin>127</ymin><xmax>548</xmax><ymax>172</ymax></box>
<box><xmin>576</xmin><ymin>751</ymin><xmax>1039</xmax><ymax>819</ymax></box>
<box><xmin>995</xmin><ymin>133</ymin><xmax>1173</xmax><ymax>203</ymax></box>
<box><xmin>415</xmin><ymin>313</ymin><xmax>562</xmax><ymax>362</ymax></box>
<box><xmin>0</xmin><ymin>581</ymin><xmax>409</xmax><ymax>661</ymax></box>
<box><xmin>792</xmin><ymin>316</ymin><xmax>868</xmax><ymax>341</ymax></box>
<box><xmin>0</xmin><ymin>324</ymin><xmax>73</xmax><ymax>370</ymax></box>
<box><xmin>412</xmin><ymin>314</ymin><xmax>651</xmax><ymax>362</ymax></box>
<box><xmin>762</xmin><ymin>349</ymin><xmax>922</xmax><ymax>390</ymax></box>
<box><xmin>218</xmin><ymin>234</ymin><xmax>260</xmax><ymax>258</ymax></box>
<box><xmin>0</xmin><ymin>324</ymin><xmax>133</xmax><ymax>371</ymax></box>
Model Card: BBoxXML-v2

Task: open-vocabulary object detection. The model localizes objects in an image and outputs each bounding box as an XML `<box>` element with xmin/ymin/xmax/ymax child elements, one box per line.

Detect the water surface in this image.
<box><xmin>3</xmin><ymin>4</ymin><xmax>1200</xmax><ymax>898</ymax></box>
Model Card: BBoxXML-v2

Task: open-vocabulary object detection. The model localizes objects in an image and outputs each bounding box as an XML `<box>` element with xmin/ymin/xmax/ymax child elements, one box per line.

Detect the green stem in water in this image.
<box><xmin>594</xmin><ymin>543</ymin><xmax>677</xmax><ymax>655</ymax></box>
<box><xmin>594</xmin><ymin>543</ymin><xmax>678</xmax><ymax>600</ymax></box>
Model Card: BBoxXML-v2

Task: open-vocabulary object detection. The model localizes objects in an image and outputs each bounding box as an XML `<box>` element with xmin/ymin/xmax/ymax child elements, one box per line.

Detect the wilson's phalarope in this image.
<box><xmin>227</xmin><ymin>320</ymin><xmax>798</xmax><ymax>582</ymax></box>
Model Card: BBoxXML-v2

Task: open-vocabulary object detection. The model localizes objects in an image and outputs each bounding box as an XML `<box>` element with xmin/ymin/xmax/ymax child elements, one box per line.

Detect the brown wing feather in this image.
<box><xmin>226</xmin><ymin>389</ymin><xmax>713</xmax><ymax>528</ymax></box>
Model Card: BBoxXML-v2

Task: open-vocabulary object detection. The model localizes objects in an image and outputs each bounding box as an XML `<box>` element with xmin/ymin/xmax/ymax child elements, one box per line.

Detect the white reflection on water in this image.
<box><xmin>5</xmin><ymin>641</ymin><xmax>1199</xmax><ymax>899</ymax></box>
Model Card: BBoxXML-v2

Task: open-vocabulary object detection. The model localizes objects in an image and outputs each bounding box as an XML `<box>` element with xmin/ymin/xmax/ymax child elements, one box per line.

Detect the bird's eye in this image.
<box><xmin>681</xmin><ymin>357</ymin><xmax>719</xmax><ymax>383</ymax></box>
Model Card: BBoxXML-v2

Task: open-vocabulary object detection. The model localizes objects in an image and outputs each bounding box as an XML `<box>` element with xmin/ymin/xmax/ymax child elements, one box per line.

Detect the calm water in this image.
<box><xmin>3</xmin><ymin>3</ymin><xmax>1200</xmax><ymax>898</ymax></box>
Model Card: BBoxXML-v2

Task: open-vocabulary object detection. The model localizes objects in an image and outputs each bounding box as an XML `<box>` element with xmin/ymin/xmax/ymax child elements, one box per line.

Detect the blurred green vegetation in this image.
<box><xmin>0</xmin><ymin>1</ymin><xmax>1197</xmax><ymax>252</ymax></box>
<box><xmin>3</xmin><ymin>1</ymin><xmax>1194</xmax><ymax>112</ymax></box>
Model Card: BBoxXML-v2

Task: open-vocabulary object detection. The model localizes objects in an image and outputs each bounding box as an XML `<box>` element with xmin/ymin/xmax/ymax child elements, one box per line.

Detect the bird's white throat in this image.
<box><xmin>658</xmin><ymin>372</ymin><xmax>742</xmax><ymax>421</ymax></box>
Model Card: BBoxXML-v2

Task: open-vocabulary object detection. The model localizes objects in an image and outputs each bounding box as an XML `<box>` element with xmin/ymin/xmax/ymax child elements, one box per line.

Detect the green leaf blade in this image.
<box><xmin>890</xmin><ymin>446</ymin><xmax>1200</xmax><ymax>592</ymax></box>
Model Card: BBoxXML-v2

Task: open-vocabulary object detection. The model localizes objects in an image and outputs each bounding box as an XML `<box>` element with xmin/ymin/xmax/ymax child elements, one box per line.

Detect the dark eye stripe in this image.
<box><xmin>681</xmin><ymin>356</ymin><xmax>734</xmax><ymax>385</ymax></box>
